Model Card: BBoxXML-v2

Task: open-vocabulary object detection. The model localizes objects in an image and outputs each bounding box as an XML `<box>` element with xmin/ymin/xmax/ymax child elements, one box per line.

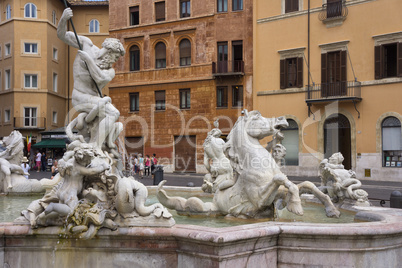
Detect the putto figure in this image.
<box><xmin>58</xmin><ymin>8</ymin><xmax>125</xmax><ymax>149</ymax></box>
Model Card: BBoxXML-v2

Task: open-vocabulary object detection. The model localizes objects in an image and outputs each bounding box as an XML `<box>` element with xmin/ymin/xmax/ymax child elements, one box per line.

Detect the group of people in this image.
<box><xmin>20</xmin><ymin>152</ymin><xmax>59</xmax><ymax>180</ymax></box>
<box><xmin>129</xmin><ymin>153</ymin><xmax>158</xmax><ymax>179</ymax></box>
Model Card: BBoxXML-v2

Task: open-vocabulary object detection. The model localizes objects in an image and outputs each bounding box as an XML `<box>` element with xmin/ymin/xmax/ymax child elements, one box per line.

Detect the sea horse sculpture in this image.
<box><xmin>158</xmin><ymin>110</ymin><xmax>340</xmax><ymax>218</ymax></box>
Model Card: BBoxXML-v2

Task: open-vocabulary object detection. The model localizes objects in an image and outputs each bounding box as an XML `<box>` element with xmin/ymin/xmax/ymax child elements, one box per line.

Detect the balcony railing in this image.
<box><xmin>319</xmin><ymin>0</ymin><xmax>348</xmax><ymax>21</ymax></box>
<box><xmin>212</xmin><ymin>60</ymin><xmax>244</xmax><ymax>75</ymax></box>
<box><xmin>305</xmin><ymin>81</ymin><xmax>361</xmax><ymax>103</ymax></box>
<box><xmin>13</xmin><ymin>117</ymin><xmax>46</xmax><ymax>129</ymax></box>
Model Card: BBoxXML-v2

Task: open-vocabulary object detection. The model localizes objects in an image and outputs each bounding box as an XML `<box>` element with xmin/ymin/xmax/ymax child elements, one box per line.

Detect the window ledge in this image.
<box><xmin>322</xmin><ymin>16</ymin><xmax>346</xmax><ymax>28</ymax></box>
<box><xmin>361</xmin><ymin>77</ymin><xmax>402</xmax><ymax>87</ymax></box>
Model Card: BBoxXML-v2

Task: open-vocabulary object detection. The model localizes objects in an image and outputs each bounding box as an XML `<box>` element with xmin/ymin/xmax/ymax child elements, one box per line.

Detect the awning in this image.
<box><xmin>32</xmin><ymin>139</ymin><xmax>67</xmax><ymax>149</ymax></box>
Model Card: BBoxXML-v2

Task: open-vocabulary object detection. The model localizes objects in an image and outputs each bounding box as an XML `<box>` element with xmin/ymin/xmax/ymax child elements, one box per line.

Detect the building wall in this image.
<box><xmin>254</xmin><ymin>0</ymin><xmax>402</xmax><ymax>181</ymax></box>
<box><xmin>109</xmin><ymin>0</ymin><xmax>253</xmax><ymax>172</ymax></box>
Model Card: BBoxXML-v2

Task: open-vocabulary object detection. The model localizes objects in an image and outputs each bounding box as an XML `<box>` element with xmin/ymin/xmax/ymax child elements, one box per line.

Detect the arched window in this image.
<box><xmin>129</xmin><ymin>45</ymin><xmax>140</xmax><ymax>71</ymax></box>
<box><xmin>382</xmin><ymin>116</ymin><xmax>402</xmax><ymax>167</ymax></box>
<box><xmin>52</xmin><ymin>10</ymin><xmax>57</xmax><ymax>25</ymax></box>
<box><xmin>179</xmin><ymin>39</ymin><xmax>191</xmax><ymax>66</ymax></box>
<box><xmin>6</xmin><ymin>5</ymin><xmax>11</xmax><ymax>20</ymax></box>
<box><xmin>89</xmin><ymin>19</ymin><xmax>100</xmax><ymax>33</ymax></box>
<box><xmin>24</xmin><ymin>3</ymin><xmax>37</xmax><ymax>18</ymax></box>
<box><xmin>282</xmin><ymin>119</ymin><xmax>299</xmax><ymax>165</ymax></box>
<box><xmin>155</xmin><ymin>42</ymin><xmax>166</xmax><ymax>69</ymax></box>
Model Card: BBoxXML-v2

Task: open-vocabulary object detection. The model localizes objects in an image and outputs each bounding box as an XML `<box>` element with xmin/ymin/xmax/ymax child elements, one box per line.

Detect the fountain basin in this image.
<box><xmin>1</xmin><ymin>187</ymin><xmax>401</xmax><ymax>267</ymax></box>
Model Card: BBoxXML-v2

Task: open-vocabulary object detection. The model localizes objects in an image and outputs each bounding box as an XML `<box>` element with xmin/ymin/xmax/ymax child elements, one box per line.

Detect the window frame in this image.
<box><xmin>24</xmin><ymin>74</ymin><xmax>38</xmax><ymax>89</ymax></box>
<box><xmin>232</xmin><ymin>0</ymin><xmax>243</xmax><ymax>11</ymax></box>
<box><xmin>53</xmin><ymin>72</ymin><xmax>58</xmax><ymax>92</ymax></box>
<box><xmin>217</xmin><ymin>0</ymin><xmax>228</xmax><ymax>13</ymax></box>
<box><xmin>382</xmin><ymin>116</ymin><xmax>402</xmax><ymax>168</ymax></box>
<box><xmin>216</xmin><ymin>86</ymin><xmax>228</xmax><ymax>108</ymax></box>
<box><xmin>180</xmin><ymin>0</ymin><xmax>191</xmax><ymax>18</ymax></box>
<box><xmin>129</xmin><ymin>45</ymin><xmax>140</xmax><ymax>71</ymax></box>
<box><xmin>24</xmin><ymin>42</ymin><xmax>38</xmax><ymax>54</ymax></box>
<box><xmin>280</xmin><ymin>57</ymin><xmax>303</xmax><ymax>89</ymax></box>
<box><xmin>155</xmin><ymin>42</ymin><xmax>167</xmax><ymax>69</ymax></box>
<box><xmin>232</xmin><ymin>85</ymin><xmax>243</xmax><ymax>108</ymax></box>
<box><xmin>5</xmin><ymin>69</ymin><xmax>11</xmax><ymax>90</ymax></box>
<box><xmin>53</xmin><ymin>47</ymin><xmax>58</xmax><ymax>61</ymax></box>
<box><xmin>129</xmin><ymin>92</ymin><xmax>140</xmax><ymax>112</ymax></box>
<box><xmin>179</xmin><ymin>39</ymin><xmax>191</xmax><ymax>66</ymax></box>
<box><xmin>24</xmin><ymin>3</ymin><xmax>37</xmax><ymax>19</ymax></box>
<box><xmin>6</xmin><ymin>4</ymin><xmax>11</xmax><ymax>20</ymax></box>
<box><xmin>89</xmin><ymin>19</ymin><xmax>100</xmax><ymax>33</ymax></box>
<box><xmin>52</xmin><ymin>10</ymin><xmax>57</xmax><ymax>25</ymax></box>
<box><xmin>24</xmin><ymin>107</ymin><xmax>37</xmax><ymax>127</ymax></box>
<box><xmin>4</xmin><ymin>109</ymin><xmax>11</xmax><ymax>122</ymax></box>
<box><xmin>5</xmin><ymin>43</ymin><xmax>11</xmax><ymax>57</ymax></box>
<box><xmin>52</xmin><ymin>111</ymin><xmax>58</xmax><ymax>124</ymax></box>
<box><xmin>155</xmin><ymin>90</ymin><xmax>166</xmax><ymax>111</ymax></box>
<box><xmin>130</xmin><ymin>6</ymin><xmax>140</xmax><ymax>26</ymax></box>
<box><xmin>155</xmin><ymin>1</ymin><xmax>166</xmax><ymax>22</ymax></box>
<box><xmin>179</xmin><ymin>88</ymin><xmax>191</xmax><ymax>109</ymax></box>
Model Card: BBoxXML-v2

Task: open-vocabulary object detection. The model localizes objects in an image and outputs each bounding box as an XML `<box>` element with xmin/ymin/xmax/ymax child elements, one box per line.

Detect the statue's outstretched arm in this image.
<box><xmin>57</xmin><ymin>8</ymin><xmax>93</xmax><ymax>49</ymax></box>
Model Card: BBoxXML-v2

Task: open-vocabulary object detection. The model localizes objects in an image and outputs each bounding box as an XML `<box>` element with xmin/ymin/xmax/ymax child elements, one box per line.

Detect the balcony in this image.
<box><xmin>319</xmin><ymin>1</ymin><xmax>348</xmax><ymax>26</ymax></box>
<box><xmin>13</xmin><ymin>117</ymin><xmax>46</xmax><ymax>130</ymax></box>
<box><xmin>212</xmin><ymin>60</ymin><xmax>244</xmax><ymax>77</ymax></box>
<box><xmin>305</xmin><ymin>81</ymin><xmax>362</xmax><ymax>104</ymax></box>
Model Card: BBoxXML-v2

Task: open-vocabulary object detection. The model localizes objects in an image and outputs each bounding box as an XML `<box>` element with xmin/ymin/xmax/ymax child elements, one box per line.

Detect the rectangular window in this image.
<box><xmin>217</xmin><ymin>42</ymin><xmax>228</xmax><ymax>73</ymax></box>
<box><xmin>52</xmin><ymin>111</ymin><xmax>57</xmax><ymax>124</ymax></box>
<box><xmin>24</xmin><ymin>43</ymin><xmax>38</xmax><ymax>54</ymax></box>
<box><xmin>5</xmin><ymin>43</ymin><xmax>11</xmax><ymax>56</ymax></box>
<box><xmin>233</xmin><ymin>0</ymin><xmax>243</xmax><ymax>11</ymax></box>
<box><xmin>217</xmin><ymin>0</ymin><xmax>228</xmax><ymax>12</ymax></box>
<box><xmin>232</xmin><ymin>41</ymin><xmax>243</xmax><ymax>72</ymax></box>
<box><xmin>53</xmin><ymin>48</ymin><xmax>58</xmax><ymax>60</ymax></box>
<box><xmin>155</xmin><ymin>2</ymin><xmax>165</xmax><ymax>22</ymax></box>
<box><xmin>180</xmin><ymin>0</ymin><xmax>191</xmax><ymax>18</ymax></box>
<box><xmin>232</xmin><ymin>86</ymin><xmax>243</xmax><ymax>108</ymax></box>
<box><xmin>280</xmin><ymin>57</ymin><xmax>303</xmax><ymax>89</ymax></box>
<box><xmin>155</xmin><ymin>90</ymin><xmax>166</xmax><ymax>110</ymax></box>
<box><xmin>327</xmin><ymin>0</ymin><xmax>343</xmax><ymax>18</ymax></box>
<box><xmin>216</xmin><ymin>86</ymin><xmax>228</xmax><ymax>108</ymax></box>
<box><xmin>285</xmin><ymin>0</ymin><xmax>299</xmax><ymax>13</ymax></box>
<box><xmin>130</xmin><ymin>6</ymin><xmax>139</xmax><ymax>26</ymax></box>
<box><xmin>4</xmin><ymin>109</ymin><xmax>10</xmax><ymax>122</ymax></box>
<box><xmin>129</xmin><ymin>93</ymin><xmax>140</xmax><ymax>112</ymax></box>
<box><xmin>180</xmin><ymin>89</ymin><xmax>191</xmax><ymax>109</ymax></box>
<box><xmin>24</xmin><ymin>74</ymin><xmax>38</xmax><ymax>89</ymax></box>
<box><xmin>5</xmin><ymin>69</ymin><xmax>11</xmax><ymax>89</ymax></box>
<box><xmin>375</xmin><ymin>43</ymin><xmax>401</xmax><ymax>79</ymax></box>
<box><xmin>24</xmin><ymin>107</ymin><xmax>37</xmax><ymax>127</ymax></box>
<box><xmin>53</xmin><ymin>73</ymin><xmax>58</xmax><ymax>92</ymax></box>
<box><xmin>321</xmin><ymin>51</ymin><xmax>347</xmax><ymax>97</ymax></box>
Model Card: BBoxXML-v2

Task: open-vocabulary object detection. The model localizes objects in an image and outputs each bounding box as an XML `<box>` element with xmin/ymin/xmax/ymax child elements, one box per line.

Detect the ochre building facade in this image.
<box><xmin>109</xmin><ymin>0</ymin><xmax>253</xmax><ymax>172</ymax></box>
<box><xmin>253</xmin><ymin>0</ymin><xmax>402</xmax><ymax>181</ymax></box>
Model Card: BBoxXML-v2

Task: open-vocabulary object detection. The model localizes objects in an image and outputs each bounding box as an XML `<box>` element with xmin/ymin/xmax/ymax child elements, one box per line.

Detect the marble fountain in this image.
<box><xmin>0</xmin><ymin>8</ymin><xmax>401</xmax><ymax>268</ymax></box>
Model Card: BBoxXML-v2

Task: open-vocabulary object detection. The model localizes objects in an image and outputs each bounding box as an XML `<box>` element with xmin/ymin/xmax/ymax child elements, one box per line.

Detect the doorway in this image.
<box><xmin>324</xmin><ymin>114</ymin><xmax>351</xmax><ymax>169</ymax></box>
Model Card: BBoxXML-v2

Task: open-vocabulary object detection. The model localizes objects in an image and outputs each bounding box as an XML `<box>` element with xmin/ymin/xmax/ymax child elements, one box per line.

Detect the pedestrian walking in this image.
<box><xmin>145</xmin><ymin>155</ymin><xmax>151</xmax><ymax>176</ymax></box>
<box><xmin>35</xmin><ymin>151</ymin><xmax>42</xmax><ymax>172</ymax></box>
<box><xmin>138</xmin><ymin>154</ymin><xmax>144</xmax><ymax>179</ymax></box>
<box><xmin>151</xmin><ymin>153</ymin><xmax>158</xmax><ymax>178</ymax></box>
<box><xmin>41</xmin><ymin>152</ymin><xmax>47</xmax><ymax>171</ymax></box>
<box><xmin>134</xmin><ymin>155</ymin><xmax>139</xmax><ymax>174</ymax></box>
<box><xmin>21</xmin><ymin>156</ymin><xmax>30</xmax><ymax>179</ymax></box>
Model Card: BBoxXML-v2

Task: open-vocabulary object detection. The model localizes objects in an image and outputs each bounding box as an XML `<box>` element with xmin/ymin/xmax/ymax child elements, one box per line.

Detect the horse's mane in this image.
<box><xmin>224</xmin><ymin>110</ymin><xmax>262</xmax><ymax>174</ymax></box>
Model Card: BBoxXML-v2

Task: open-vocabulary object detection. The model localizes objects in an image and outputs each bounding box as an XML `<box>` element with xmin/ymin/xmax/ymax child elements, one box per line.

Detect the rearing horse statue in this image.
<box><xmin>158</xmin><ymin>110</ymin><xmax>340</xmax><ymax>218</ymax></box>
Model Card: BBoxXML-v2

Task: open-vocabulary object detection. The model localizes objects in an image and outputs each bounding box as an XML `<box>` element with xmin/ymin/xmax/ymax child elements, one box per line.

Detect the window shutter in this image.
<box><xmin>398</xmin><ymin>43</ymin><xmax>402</xmax><ymax>77</ymax></box>
<box><xmin>321</xmin><ymin>53</ymin><xmax>327</xmax><ymax>97</ymax></box>
<box><xmin>340</xmin><ymin>50</ymin><xmax>347</xmax><ymax>95</ymax></box>
<box><xmin>375</xmin><ymin>45</ymin><xmax>382</xmax><ymax>79</ymax></box>
<box><xmin>155</xmin><ymin>2</ymin><xmax>165</xmax><ymax>21</ymax></box>
<box><xmin>280</xmin><ymin>59</ymin><xmax>286</xmax><ymax>89</ymax></box>
<box><xmin>297</xmin><ymin>57</ymin><xmax>303</xmax><ymax>88</ymax></box>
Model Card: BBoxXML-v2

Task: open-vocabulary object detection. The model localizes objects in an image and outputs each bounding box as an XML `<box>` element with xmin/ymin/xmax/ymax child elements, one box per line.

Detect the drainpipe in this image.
<box><xmin>307</xmin><ymin>0</ymin><xmax>311</xmax><ymax>117</ymax></box>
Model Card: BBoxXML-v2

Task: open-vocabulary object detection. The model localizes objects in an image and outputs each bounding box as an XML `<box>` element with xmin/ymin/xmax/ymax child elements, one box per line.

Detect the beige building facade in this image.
<box><xmin>109</xmin><ymin>0</ymin><xmax>253</xmax><ymax>172</ymax></box>
<box><xmin>254</xmin><ymin>0</ymin><xmax>402</xmax><ymax>181</ymax></box>
<box><xmin>0</xmin><ymin>0</ymin><xmax>109</xmax><ymax>154</ymax></box>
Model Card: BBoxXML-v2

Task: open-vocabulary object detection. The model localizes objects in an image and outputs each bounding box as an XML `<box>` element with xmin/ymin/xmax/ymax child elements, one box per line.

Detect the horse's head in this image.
<box><xmin>243</xmin><ymin>110</ymin><xmax>288</xmax><ymax>140</ymax></box>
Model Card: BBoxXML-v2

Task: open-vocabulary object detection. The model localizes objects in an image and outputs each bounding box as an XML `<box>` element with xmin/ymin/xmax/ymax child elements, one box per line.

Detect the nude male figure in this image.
<box><xmin>57</xmin><ymin>8</ymin><xmax>125</xmax><ymax>149</ymax></box>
